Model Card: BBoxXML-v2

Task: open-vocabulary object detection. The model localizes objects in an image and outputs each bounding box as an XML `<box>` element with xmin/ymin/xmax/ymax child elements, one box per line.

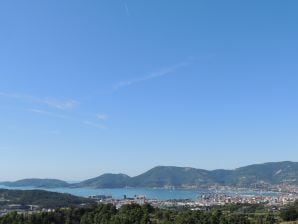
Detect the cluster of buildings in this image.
<box><xmin>270</xmin><ymin>184</ymin><xmax>298</xmax><ymax>193</ymax></box>
<box><xmin>89</xmin><ymin>194</ymin><xmax>147</xmax><ymax>209</ymax></box>
<box><xmin>208</xmin><ymin>184</ymin><xmax>298</xmax><ymax>195</ymax></box>
<box><xmin>195</xmin><ymin>193</ymin><xmax>298</xmax><ymax>207</ymax></box>
<box><xmin>92</xmin><ymin>191</ymin><xmax>298</xmax><ymax>209</ymax></box>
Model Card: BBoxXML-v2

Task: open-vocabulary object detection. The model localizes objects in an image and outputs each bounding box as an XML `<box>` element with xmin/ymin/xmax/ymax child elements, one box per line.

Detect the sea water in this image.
<box><xmin>0</xmin><ymin>185</ymin><xmax>280</xmax><ymax>200</ymax></box>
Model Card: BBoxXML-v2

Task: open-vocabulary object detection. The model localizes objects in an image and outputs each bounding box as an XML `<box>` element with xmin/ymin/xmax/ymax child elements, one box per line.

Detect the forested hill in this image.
<box><xmin>0</xmin><ymin>189</ymin><xmax>94</xmax><ymax>208</ymax></box>
<box><xmin>74</xmin><ymin>173</ymin><xmax>130</xmax><ymax>188</ymax></box>
<box><xmin>0</xmin><ymin>179</ymin><xmax>70</xmax><ymax>188</ymax></box>
<box><xmin>1</xmin><ymin>161</ymin><xmax>297</xmax><ymax>189</ymax></box>
<box><xmin>77</xmin><ymin>161</ymin><xmax>298</xmax><ymax>188</ymax></box>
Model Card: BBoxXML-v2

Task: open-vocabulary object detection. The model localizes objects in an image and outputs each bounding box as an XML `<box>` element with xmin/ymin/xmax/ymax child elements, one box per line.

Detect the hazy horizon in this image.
<box><xmin>1</xmin><ymin>1</ymin><xmax>298</xmax><ymax>181</ymax></box>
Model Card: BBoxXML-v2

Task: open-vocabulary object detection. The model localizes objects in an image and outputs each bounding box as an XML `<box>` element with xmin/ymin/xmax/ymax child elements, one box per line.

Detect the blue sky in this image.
<box><xmin>0</xmin><ymin>0</ymin><xmax>297</xmax><ymax>181</ymax></box>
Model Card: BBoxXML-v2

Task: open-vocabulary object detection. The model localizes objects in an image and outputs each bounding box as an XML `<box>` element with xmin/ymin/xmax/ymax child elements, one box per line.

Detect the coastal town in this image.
<box><xmin>90</xmin><ymin>189</ymin><xmax>298</xmax><ymax>210</ymax></box>
<box><xmin>0</xmin><ymin>185</ymin><xmax>298</xmax><ymax>219</ymax></box>
<box><xmin>1</xmin><ymin>184</ymin><xmax>298</xmax><ymax>217</ymax></box>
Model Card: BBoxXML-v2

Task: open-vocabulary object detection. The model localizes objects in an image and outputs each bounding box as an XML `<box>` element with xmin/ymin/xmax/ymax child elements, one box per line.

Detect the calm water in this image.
<box><xmin>0</xmin><ymin>185</ymin><xmax>280</xmax><ymax>200</ymax></box>
<box><xmin>0</xmin><ymin>185</ymin><xmax>203</xmax><ymax>200</ymax></box>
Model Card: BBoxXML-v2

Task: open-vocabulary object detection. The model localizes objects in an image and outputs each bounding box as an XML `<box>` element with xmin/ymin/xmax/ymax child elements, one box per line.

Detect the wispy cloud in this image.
<box><xmin>0</xmin><ymin>92</ymin><xmax>78</xmax><ymax>110</ymax></box>
<box><xmin>113</xmin><ymin>60</ymin><xmax>192</xmax><ymax>91</ymax></box>
<box><xmin>97</xmin><ymin>113</ymin><xmax>109</xmax><ymax>121</ymax></box>
<box><xmin>81</xmin><ymin>113</ymin><xmax>109</xmax><ymax>130</ymax></box>
<box><xmin>83</xmin><ymin>121</ymin><xmax>107</xmax><ymax>130</ymax></box>
<box><xmin>41</xmin><ymin>99</ymin><xmax>78</xmax><ymax>110</ymax></box>
<box><xmin>1</xmin><ymin>92</ymin><xmax>110</xmax><ymax>131</ymax></box>
<box><xmin>28</xmin><ymin>109</ymin><xmax>68</xmax><ymax>119</ymax></box>
<box><xmin>29</xmin><ymin>109</ymin><xmax>108</xmax><ymax>130</ymax></box>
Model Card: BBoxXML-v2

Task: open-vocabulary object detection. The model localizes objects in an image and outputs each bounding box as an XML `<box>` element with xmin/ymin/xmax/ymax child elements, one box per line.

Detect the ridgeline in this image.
<box><xmin>1</xmin><ymin>161</ymin><xmax>297</xmax><ymax>189</ymax></box>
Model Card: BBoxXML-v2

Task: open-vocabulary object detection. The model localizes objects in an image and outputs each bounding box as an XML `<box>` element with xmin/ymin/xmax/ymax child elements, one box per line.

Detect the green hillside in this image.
<box><xmin>79</xmin><ymin>161</ymin><xmax>298</xmax><ymax>188</ymax></box>
<box><xmin>1</xmin><ymin>161</ymin><xmax>298</xmax><ymax>189</ymax></box>
<box><xmin>74</xmin><ymin>173</ymin><xmax>130</xmax><ymax>188</ymax></box>
<box><xmin>0</xmin><ymin>179</ymin><xmax>70</xmax><ymax>188</ymax></box>
<box><xmin>0</xmin><ymin>189</ymin><xmax>93</xmax><ymax>208</ymax></box>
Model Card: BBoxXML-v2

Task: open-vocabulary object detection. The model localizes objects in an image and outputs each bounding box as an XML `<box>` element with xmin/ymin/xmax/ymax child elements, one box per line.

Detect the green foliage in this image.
<box><xmin>280</xmin><ymin>201</ymin><xmax>298</xmax><ymax>221</ymax></box>
<box><xmin>1</xmin><ymin>179</ymin><xmax>70</xmax><ymax>188</ymax></box>
<box><xmin>0</xmin><ymin>203</ymin><xmax>285</xmax><ymax>224</ymax></box>
<box><xmin>75</xmin><ymin>174</ymin><xmax>130</xmax><ymax>188</ymax></box>
<box><xmin>0</xmin><ymin>189</ymin><xmax>94</xmax><ymax>208</ymax></box>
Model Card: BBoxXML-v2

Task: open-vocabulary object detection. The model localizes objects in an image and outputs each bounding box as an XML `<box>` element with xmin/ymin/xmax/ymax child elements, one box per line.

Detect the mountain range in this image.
<box><xmin>1</xmin><ymin>161</ymin><xmax>297</xmax><ymax>189</ymax></box>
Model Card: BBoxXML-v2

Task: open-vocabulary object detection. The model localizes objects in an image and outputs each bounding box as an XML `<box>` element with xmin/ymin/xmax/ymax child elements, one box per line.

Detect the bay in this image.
<box><xmin>0</xmin><ymin>185</ymin><xmax>204</xmax><ymax>200</ymax></box>
<box><xmin>0</xmin><ymin>185</ymin><xmax>281</xmax><ymax>201</ymax></box>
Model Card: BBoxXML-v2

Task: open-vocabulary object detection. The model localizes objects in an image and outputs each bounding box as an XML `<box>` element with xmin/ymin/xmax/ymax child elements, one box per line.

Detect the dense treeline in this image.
<box><xmin>1</xmin><ymin>202</ymin><xmax>295</xmax><ymax>224</ymax></box>
<box><xmin>0</xmin><ymin>189</ymin><xmax>94</xmax><ymax>208</ymax></box>
<box><xmin>280</xmin><ymin>200</ymin><xmax>298</xmax><ymax>221</ymax></box>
